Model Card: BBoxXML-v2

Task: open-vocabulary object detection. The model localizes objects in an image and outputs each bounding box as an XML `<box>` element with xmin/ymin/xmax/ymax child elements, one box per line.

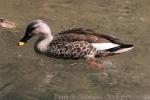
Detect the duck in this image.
<box><xmin>18</xmin><ymin>20</ymin><xmax>134</xmax><ymax>69</ymax></box>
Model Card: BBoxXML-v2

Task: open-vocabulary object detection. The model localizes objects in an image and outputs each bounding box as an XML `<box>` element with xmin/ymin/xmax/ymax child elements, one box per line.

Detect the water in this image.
<box><xmin>0</xmin><ymin>0</ymin><xmax>150</xmax><ymax>100</ymax></box>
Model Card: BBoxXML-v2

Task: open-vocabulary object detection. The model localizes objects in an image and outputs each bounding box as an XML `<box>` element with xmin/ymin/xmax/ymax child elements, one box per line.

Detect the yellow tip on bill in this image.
<box><xmin>18</xmin><ymin>42</ymin><xmax>25</xmax><ymax>46</ymax></box>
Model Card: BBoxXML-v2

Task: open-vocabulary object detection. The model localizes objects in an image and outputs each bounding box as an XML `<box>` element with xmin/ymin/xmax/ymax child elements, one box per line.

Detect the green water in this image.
<box><xmin>0</xmin><ymin>0</ymin><xmax>150</xmax><ymax>100</ymax></box>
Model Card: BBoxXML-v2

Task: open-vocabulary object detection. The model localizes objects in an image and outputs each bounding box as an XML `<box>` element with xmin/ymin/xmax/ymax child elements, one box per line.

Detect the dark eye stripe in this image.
<box><xmin>25</xmin><ymin>21</ymin><xmax>39</xmax><ymax>34</ymax></box>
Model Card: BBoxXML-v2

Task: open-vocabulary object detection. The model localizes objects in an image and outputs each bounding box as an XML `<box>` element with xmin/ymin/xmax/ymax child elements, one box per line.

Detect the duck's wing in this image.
<box><xmin>58</xmin><ymin>28</ymin><xmax>133</xmax><ymax>53</ymax></box>
<box><xmin>59</xmin><ymin>28</ymin><xmax>122</xmax><ymax>44</ymax></box>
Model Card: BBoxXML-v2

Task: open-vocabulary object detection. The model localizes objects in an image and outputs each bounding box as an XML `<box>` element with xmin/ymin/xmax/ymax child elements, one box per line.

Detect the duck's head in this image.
<box><xmin>18</xmin><ymin>20</ymin><xmax>52</xmax><ymax>46</ymax></box>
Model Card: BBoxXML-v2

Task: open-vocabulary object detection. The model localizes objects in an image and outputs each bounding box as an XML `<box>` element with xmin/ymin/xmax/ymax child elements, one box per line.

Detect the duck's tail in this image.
<box><xmin>107</xmin><ymin>44</ymin><xmax>134</xmax><ymax>54</ymax></box>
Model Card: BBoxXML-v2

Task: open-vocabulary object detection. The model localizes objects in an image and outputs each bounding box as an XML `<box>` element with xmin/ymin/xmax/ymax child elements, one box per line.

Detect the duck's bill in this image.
<box><xmin>17</xmin><ymin>33</ymin><xmax>33</xmax><ymax>46</ymax></box>
<box><xmin>18</xmin><ymin>41</ymin><xmax>25</xmax><ymax>46</ymax></box>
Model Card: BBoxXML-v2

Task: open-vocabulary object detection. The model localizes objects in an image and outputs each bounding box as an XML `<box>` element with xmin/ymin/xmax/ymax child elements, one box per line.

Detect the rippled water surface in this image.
<box><xmin>0</xmin><ymin>0</ymin><xmax>150</xmax><ymax>100</ymax></box>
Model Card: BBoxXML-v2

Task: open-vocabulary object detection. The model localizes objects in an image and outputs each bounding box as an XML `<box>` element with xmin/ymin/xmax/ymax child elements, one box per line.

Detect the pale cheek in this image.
<box><xmin>33</xmin><ymin>28</ymin><xmax>43</xmax><ymax>35</ymax></box>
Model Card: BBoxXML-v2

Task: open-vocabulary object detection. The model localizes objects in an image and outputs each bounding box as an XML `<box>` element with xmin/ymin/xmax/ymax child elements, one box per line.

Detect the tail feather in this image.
<box><xmin>107</xmin><ymin>44</ymin><xmax>134</xmax><ymax>54</ymax></box>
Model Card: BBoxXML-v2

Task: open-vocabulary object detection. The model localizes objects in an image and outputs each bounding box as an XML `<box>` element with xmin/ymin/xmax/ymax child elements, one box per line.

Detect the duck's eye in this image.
<box><xmin>28</xmin><ymin>33</ymin><xmax>33</xmax><ymax>37</ymax></box>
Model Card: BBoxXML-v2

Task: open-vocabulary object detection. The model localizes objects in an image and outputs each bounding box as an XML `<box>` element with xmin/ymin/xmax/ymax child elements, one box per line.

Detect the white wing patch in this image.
<box><xmin>91</xmin><ymin>43</ymin><xmax>119</xmax><ymax>50</ymax></box>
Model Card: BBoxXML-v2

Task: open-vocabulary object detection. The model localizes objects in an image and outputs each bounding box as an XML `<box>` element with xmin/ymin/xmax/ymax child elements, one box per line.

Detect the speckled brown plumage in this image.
<box><xmin>44</xmin><ymin>28</ymin><xmax>121</xmax><ymax>58</ymax></box>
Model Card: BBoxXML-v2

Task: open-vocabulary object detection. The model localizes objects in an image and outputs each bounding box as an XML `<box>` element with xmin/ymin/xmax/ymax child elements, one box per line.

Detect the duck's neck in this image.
<box><xmin>36</xmin><ymin>34</ymin><xmax>53</xmax><ymax>53</ymax></box>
